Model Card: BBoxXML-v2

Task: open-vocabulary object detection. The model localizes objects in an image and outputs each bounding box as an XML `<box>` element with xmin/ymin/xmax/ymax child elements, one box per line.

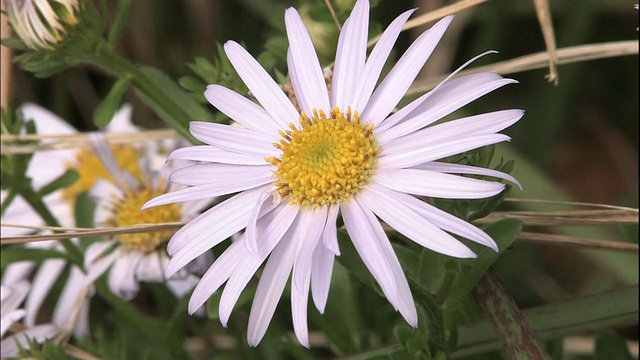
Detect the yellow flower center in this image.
<box><xmin>62</xmin><ymin>145</ymin><xmax>144</xmax><ymax>202</ymax></box>
<box><xmin>266</xmin><ymin>107</ymin><xmax>379</xmax><ymax>207</ymax></box>
<box><xmin>109</xmin><ymin>184</ymin><xmax>182</xmax><ymax>252</ymax></box>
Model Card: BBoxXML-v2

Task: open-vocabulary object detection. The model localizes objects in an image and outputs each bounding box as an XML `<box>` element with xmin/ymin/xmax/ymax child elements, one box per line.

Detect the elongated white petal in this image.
<box><xmin>52</xmin><ymin>267</ymin><xmax>88</xmax><ymax>328</ymax></box>
<box><xmin>377</xmin><ymin>76</ymin><xmax>518</xmax><ymax>142</ymax></box>
<box><xmin>188</xmin><ymin>239</ymin><xmax>245</xmax><ymax>314</ymax></box>
<box><xmin>352</xmin><ymin>8</ymin><xmax>415</xmax><ymax>112</ymax></box>
<box><xmin>245</xmin><ymin>191</ymin><xmax>281</xmax><ymax>255</ymax></box>
<box><xmin>373</xmin><ymin>169</ymin><xmax>505</xmax><ymax>199</ymax></box>
<box><xmin>205</xmin><ymin>85</ymin><xmax>281</xmax><ymax>137</ymax></box>
<box><xmin>143</xmin><ymin>180</ymin><xmax>268</xmax><ymax>208</ymax></box>
<box><xmin>291</xmin><ymin>258</ymin><xmax>312</xmax><ymax>348</ymax></box>
<box><xmin>165</xmin><ymin>186</ymin><xmax>267</xmax><ymax>277</ymax></box>
<box><xmin>190</xmin><ymin>122</ymin><xmax>275</xmax><ymax>157</ymax></box>
<box><xmin>136</xmin><ymin>253</ymin><xmax>165</xmax><ymax>282</ymax></box>
<box><xmin>168</xmin><ymin>145</ymin><xmax>266</xmax><ymax>165</ymax></box>
<box><xmin>170</xmin><ymin>164</ymin><xmax>272</xmax><ymax>187</ymax></box>
<box><xmin>247</xmin><ymin>216</ymin><xmax>303</xmax><ymax>347</ymax></box>
<box><xmin>380</xmin><ymin>109</ymin><xmax>522</xmax><ymax>153</ymax></box>
<box><xmin>25</xmin><ymin>258</ymin><xmax>66</xmax><ymax>327</ymax></box>
<box><xmin>361</xmin><ymin>16</ymin><xmax>453</xmax><ymax>126</ymax></box>
<box><xmin>322</xmin><ymin>203</ymin><xmax>340</xmax><ymax>255</ymax></box>
<box><xmin>413</xmin><ymin>162</ymin><xmax>522</xmax><ymax>190</ymax></box>
<box><xmin>310</xmin><ymin>242</ymin><xmax>335</xmax><ymax>313</ymax></box>
<box><xmin>341</xmin><ymin>199</ymin><xmax>399</xmax><ymax>305</ymax></box>
<box><xmin>220</xmin><ymin>204</ymin><xmax>299</xmax><ymax>326</ymax></box>
<box><xmin>85</xmin><ymin>248</ymin><xmax>119</xmax><ymax>284</ymax></box>
<box><xmin>359</xmin><ymin>185</ymin><xmax>476</xmax><ymax>258</ymax></box>
<box><xmin>331</xmin><ymin>0</ymin><xmax>369</xmax><ymax>110</ymax></box>
<box><xmin>292</xmin><ymin>207</ymin><xmax>326</xmax><ymax>292</ymax></box>
<box><xmin>285</xmin><ymin>8</ymin><xmax>330</xmax><ymax>114</ymax></box>
<box><xmin>408</xmin><ymin>196</ymin><xmax>497</xmax><ymax>250</ymax></box>
<box><xmin>109</xmin><ymin>252</ymin><xmax>141</xmax><ymax>300</ymax></box>
<box><xmin>224</xmin><ymin>41</ymin><xmax>299</xmax><ymax>128</ymax></box>
<box><xmin>378</xmin><ymin>134</ymin><xmax>510</xmax><ymax>169</ymax></box>
<box><xmin>355</xmin><ymin>196</ymin><xmax>417</xmax><ymax>326</ymax></box>
<box><xmin>0</xmin><ymin>310</ymin><xmax>25</xmax><ymax>338</ymax></box>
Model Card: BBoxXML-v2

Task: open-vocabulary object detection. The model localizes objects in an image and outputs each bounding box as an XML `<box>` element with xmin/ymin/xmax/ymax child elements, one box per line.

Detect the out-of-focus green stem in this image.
<box><xmin>19</xmin><ymin>187</ymin><xmax>84</xmax><ymax>265</ymax></box>
<box><xmin>78</xmin><ymin>40</ymin><xmax>195</xmax><ymax>142</ymax></box>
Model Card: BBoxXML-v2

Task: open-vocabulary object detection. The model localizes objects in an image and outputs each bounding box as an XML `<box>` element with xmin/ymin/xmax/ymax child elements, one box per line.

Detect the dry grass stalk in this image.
<box><xmin>407</xmin><ymin>40</ymin><xmax>638</xmax><ymax>95</ymax></box>
<box><xmin>518</xmin><ymin>232</ymin><xmax>639</xmax><ymax>252</ymax></box>
<box><xmin>476</xmin><ymin>209</ymin><xmax>638</xmax><ymax>227</ymax></box>
<box><xmin>533</xmin><ymin>0</ymin><xmax>559</xmax><ymax>85</ymax></box>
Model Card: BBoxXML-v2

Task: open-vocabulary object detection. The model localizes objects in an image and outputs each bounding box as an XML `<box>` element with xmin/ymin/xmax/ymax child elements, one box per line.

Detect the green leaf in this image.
<box><xmin>36</xmin><ymin>169</ymin><xmax>79</xmax><ymax>197</ymax></box>
<box><xmin>444</xmin><ymin>218</ymin><xmax>522</xmax><ymax>309</ymax></box>
<box><xmin>595</xmin><ymin>332</ymin><xmax>634</xmax><ymax>360</ymax></box>
<box><xmin>94</xmin><ymin>77</ymin><xmax>131</xmax><ymax>128</ymax></box>
<box><xmin>107</xmin><ymin>0</ymin><xmax>132</xmax><ymax>46</ymax></box>
<box><xmin>454</xmin><ymin>285</ymin><xmax>639</xmax><ymax>358</ymax></box>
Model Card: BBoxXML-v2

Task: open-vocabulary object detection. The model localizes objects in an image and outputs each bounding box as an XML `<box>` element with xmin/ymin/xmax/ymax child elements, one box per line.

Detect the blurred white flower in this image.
<box><xmin>84</xmin><ymin>133</ymin><xmax>212</xmax><ymax>301</ymax></box>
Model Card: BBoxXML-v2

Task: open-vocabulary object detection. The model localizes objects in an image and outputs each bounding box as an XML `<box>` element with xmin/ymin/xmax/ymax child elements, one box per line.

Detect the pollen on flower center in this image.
<box><xmin>63</xmin><ymin>145</ymin><xmax>143</xmax><ymax>202</ymax></box>
<box><xmin>109</xmin><ymin>184</ymin><xmax>182</xmax><ymax>252</ymax></box>
<box><xmin>266</xmin><ymin>107</ymin><xmax>379</xmax><ymax>207</ymax></box>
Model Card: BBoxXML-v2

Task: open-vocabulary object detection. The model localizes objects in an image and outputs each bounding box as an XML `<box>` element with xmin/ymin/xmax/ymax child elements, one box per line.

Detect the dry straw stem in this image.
<box><xmin>0</xmin><ymin>128</ymin><xmax>179</xmax><ymax>155</ymax></box>
<box><xmin>367</xmin><ymin>0</ymin><xmax>489</xmax><ymax>47</ymax></box>
<box><xmin>407</xmin><ymin>40</ymin><xmax>639</xmax><ymax>95</ymax></box>
<box><xmin>518</xmin><ymin>232</ymin><xmax>639</xmax><ymax>253</ymax></box>
<box><xmin>476</xmin><ymin>209</ymin><xmax>639</xmax><ymax>227</ymax></box>
<box><xmin>0</xmin><ymin>222</ymin><xmax>185</xmax><ymax>245</ymax></box>
<box><xmin>533</xmin><ymin>0</ymin><xmax>559</xmax><ymax>85</ymax></box>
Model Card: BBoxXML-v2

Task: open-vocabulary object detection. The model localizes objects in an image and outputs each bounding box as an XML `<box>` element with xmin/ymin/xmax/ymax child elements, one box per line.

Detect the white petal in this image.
<box><xmin>224</xmin><ymin>41</ymin><xmax>299</xmax><ymax>128</ymax></box>
<box><xmin>377</xmin><ymin>76</ymin><xmax>518</xmax><ymax>142</ymax></box>
<box><xmin>291</xmin><ymin>258</ymin><xmax>311</xmax><ymax>348</ymax></box>
<box><xmin>168</xmin><ymin>145</ymin><xmax>266</xmax><ymax>165</ymax></box>
<box><xmin>187</xmin><ymin>239</ymin><xmax>245</xmax><ymax>314</ymax></box>
<box><xmin>105</xmin><ymin>104</ymin><xmax>138</xmax><ymax>133</ymax></box>
<box><xmin>373</xmin><ymin>169</ymin><xmax>505</xmax><ymax>199</ymax></box>
<box><xmin>108</xmin><ymin>252</ymin><xmax>141</xmax><ymax>300</ymax></box>
<box><xmin>351</xmin><ymin>8</ymin><xmax>416</xmax><ymax>112</ymax></box>
<box><xmin>361</xmin><ymin>16</ymin><xmax>453</xmax><ymax>126</ymax></box>
<box><xmin>331</xmin><ymin>0</ymin><xmax>369</xmax><ymax>110</ymax></box>
<box><xmin>378</xmin><ymin>134</ymin><xmax>511</xmax><ymax>169</ymax></box>
<box><xmin>341</xmin><ymin>199</ymin><xmax>398</xmax><ymax>305</ymax></box>
<box><xmin>245</xmin><ymin>191</ymin><xmax>281</xmax><ymax>255</ymax></box>
<box><xmin>355</xmin><ymin>196</ymin><xmax>417</xmax><ymax>326</ymax></box>
<box><xmin>85</xmin><ymin>247</ymin><xmax>119</xmax><ymax>284</ymax></box>
<box><xmin>322</xmin><ymin>204</ymin><xmax>340</xmax><ymax>255</ymax></box>
<box><xmin>285</xmin><ymin>8</ymin><xmax>330</xmax><ymax>114</ymax></box>
<box><xmin>18</xmin><ymin>103</ymin><xmax>77</xmax><ymax>135</ymax></box>
<box><xmin>52</xmin><ymin>267</ymin><xmax>88</xmax><ymax>328</ymax></box>
<box><xmin>310</xmin><ymin>242</ymin><xmax>334</xmax><ymax>314</ymax></box>
<box><xmin>189</xmin><ymin>122</ymin><xmax>275</xmax><ymax>157</ymax></box>
<box><xmin>136</xmin><ymin>253</ymin><xmax>165</xmax><ymax>282</ymax></box>
<box><xmin>292</xmin><ymin>207</ymin><xmax>326</xmax><ymax>292</ymax></box>
<box><xmin>0</xmin><ymin>324</ymin><xmax>59</xmax><ymax>358</ymax></box>
<box><xmin>205</xmin><ymin>85</ymin><xmax>281</xmax><ymax>137</ymax></box>
<box><xmin>359</xmin><ymin>185</ymin><xmax>476</xmax><ymax>258</ymax></box>
<box><xmin>412</xmin><ymin>162</ymin><xmax>522</xmax><ymax>190</ymax></box>
<box><xmin>25</xmin><ymin>258</ymin><xmax>66</xmax><ymax>326</ymax></box>
<box><xmin>164</xmin><ymin>186</ymin><xmax>267</xmax><ymax>277</ymax></box>
<box><xmin>0</xmin><ymin>309</ymin><xmax>25</xmax><ymax>337</ymax></box>
<box><xmin>246</xmin><ymin>216</ymin><xmax>304</xmax><ymax>346</ymax></box>
<box><xmin>170</xmin><ymin>163</ymin><xmax>273</xmax><ymax>187</ymax></box>
<box><xmin>1</xmin><ymin>261</ymin><xmax>36</xmax><ymax>286</ymax></box>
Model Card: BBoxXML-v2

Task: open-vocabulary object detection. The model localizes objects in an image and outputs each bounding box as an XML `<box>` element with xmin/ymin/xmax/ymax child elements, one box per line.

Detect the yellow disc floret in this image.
<box><xmin>109</xmin><ymin>183</ymin><xmax>182</xmax><ymax>252</ymax></box>
<box><xmin>63</xmin><ymin>145</ymin><xmax>144</xmax><ymax>202</ymax></box>
<box><xmin>266</xmin><ymin>107</ymin><xmax>379</xmax><ymax>207</ymax></box>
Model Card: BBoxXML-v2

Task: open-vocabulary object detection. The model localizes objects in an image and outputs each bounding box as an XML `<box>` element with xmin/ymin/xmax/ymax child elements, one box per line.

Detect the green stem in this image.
<box><xmin>20</xmin><ymin>187</ymin><xmax>84</xmax><ymax>265</ymax></box>
<box><xmin>78</xmin><ymin>40</ymin><xmax>195</xmax><ymax>142</ymax></box>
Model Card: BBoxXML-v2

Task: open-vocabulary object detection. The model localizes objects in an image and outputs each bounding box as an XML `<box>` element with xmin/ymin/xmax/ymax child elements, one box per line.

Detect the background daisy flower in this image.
<box><xmin>145</xmin><ymin>0</ymin><xmax>522</xmax><ymax>348</ymax></box>
<box><xmin>84</xmin><ymin>134</ymin><xmax>212</xmax><ymax>300</ymax></box>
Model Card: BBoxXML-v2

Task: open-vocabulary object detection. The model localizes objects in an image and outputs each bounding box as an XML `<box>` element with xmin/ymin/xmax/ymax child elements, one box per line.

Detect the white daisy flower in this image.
<box><xmin>84</xmin><ymin>134</ymin><xmax>212</xmax><ymax>301</ymax></box>
<box><xmin>144</xmin><ymin>0</ymin><xmax>522</xmax><ymax>347</ymax></box>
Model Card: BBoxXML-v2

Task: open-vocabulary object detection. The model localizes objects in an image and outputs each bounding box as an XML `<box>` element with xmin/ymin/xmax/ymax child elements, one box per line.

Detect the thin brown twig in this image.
<box><xmin>367</xmin><ymin>0</ymin><xmax>489</xmax><ymax>47</ymax></box>
<box><xmin>532</xmin><ymin>0</ymin><xmax>559</xmax><ymax>85</ymax></box>
<box><xmin>503</xmin><ymin>198</ymin><xmax>639</xmax><ymax>212</ymax></box>
<box><xmin>475</xmin><ymin>209</ymin><xmax>638</xmax><ymax>226</ymax></box>
<box><xmin>324</xmin><ymin>0</ymin><xmax>342</xmax><ymax>31</ymax></box>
